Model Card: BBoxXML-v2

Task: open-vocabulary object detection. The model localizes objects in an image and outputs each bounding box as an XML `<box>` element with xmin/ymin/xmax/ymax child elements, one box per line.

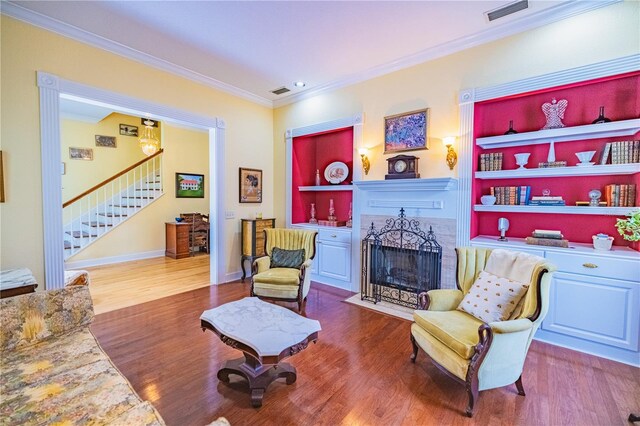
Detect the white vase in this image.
<box><xmin>514</xmin><ymin>153</ymin><xmax>530</xmax><ymax>169</ymax></box>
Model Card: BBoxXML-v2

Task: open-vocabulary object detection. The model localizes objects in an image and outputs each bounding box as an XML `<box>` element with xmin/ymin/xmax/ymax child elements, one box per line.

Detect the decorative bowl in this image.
<box><xmin>481</xmin><ymin>195</ymin><xmax>497</xmax><ymax>205</ymax></box>
<box><xmin>575</xmin><ymin>150</ymin><xmax>596</xmax><ymax>164</ymax></box>
<box><xmin>592</xmin><ymin>235</ymin><xmax>613</xmax><ymax>251</ymax></box>
<box><xmin>175</xmin><ymin>217</ymin><xmax>183</xmax><ymax>222</ymax></box>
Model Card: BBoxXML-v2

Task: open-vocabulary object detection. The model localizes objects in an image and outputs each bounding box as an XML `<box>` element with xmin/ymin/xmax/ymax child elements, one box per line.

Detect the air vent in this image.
<box><xmin>271</xmin><ymin>87</ymin><xmax>291</xmax><ymax>95</ymax></box>
<box><xmin>486</xmin><ymin>0</ymin><xmax>528</xmax><ymax>22</ymax></box>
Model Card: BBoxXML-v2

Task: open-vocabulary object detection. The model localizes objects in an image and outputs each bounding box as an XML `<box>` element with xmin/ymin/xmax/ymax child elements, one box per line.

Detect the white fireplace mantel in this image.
<box><xmin>353</xmin><ymin>178</ymin><xmax>457</xmax><ymax>192</ymax></box>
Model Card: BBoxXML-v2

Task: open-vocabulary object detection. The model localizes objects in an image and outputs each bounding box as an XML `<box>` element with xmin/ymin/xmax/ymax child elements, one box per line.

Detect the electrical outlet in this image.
<box><xmin>225</xmin><ymin>211</ymin><xmax>235</xmax><ymax>219</ymax></box>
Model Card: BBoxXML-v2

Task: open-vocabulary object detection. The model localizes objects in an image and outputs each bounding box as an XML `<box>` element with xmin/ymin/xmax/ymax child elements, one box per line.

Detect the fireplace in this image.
<box><xmin>361</xmin><ymin>208</ymin><xmax>442</xmax><ymax>309</ymax></box>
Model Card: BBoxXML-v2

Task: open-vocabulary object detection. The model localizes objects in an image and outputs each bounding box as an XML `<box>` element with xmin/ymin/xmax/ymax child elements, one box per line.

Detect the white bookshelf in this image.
<box><xmin>475</xmin><ymin>118</ymin><xmax>640</xmax><ymax>149</ymax></box>
<box><xmin>475</xmin><ymin>163</ymin><xmax>640</xmax><ymax>179</ymax></box>
<box><xmin>473</xmin><ymin>204</ymin><xmax>638</xmax><ymax>215</ymax></box>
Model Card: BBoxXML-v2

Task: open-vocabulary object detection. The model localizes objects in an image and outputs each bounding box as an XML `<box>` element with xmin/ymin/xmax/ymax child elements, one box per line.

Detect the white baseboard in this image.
<box><xmin>224</xmin><ymin>270</ymin><xmax>244</xmax><ymax>283</ymax></box>
<box><xmin>64</xmin><ymin>250</ymin><xmax>165</xmax><ymax>269</ymax></box>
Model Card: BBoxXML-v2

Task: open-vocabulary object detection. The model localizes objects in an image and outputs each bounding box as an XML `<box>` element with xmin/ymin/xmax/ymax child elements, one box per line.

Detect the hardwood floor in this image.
<box><xmin>91</xmin><ymin>275</ymin><xmax>639</xmax><ymax>426</ymax></box>
<box><xmin>85</xmin><ymin>254</ymin><xmax>211</xmax><ymax>314</ymax></box>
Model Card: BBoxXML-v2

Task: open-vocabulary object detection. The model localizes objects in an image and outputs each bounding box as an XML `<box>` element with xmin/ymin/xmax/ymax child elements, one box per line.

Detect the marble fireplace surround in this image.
<box><xmin>353</xmin><ymin>178</ymin><xmax>459</xmax><ymax>290</ymax></box>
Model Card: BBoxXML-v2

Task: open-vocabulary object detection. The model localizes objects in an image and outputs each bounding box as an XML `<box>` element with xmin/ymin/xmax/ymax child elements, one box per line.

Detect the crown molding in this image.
<box><xmin>2</xmin><ymin>2</ymin><xmax>273</xmax><ymax>108</ymax></box>
<box><xmin>272</xmin><ymin>0</ymin><xmax>621</xmax><ymax>108</ymax></box>
<box><xmin>3</xmin><ymin>0</ymin><xmax>621</xmax><ymax>110</ymax></box>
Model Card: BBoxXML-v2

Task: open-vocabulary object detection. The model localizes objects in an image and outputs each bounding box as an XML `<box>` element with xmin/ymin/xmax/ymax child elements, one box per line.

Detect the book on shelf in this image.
<box><xmin>525</xmin><ymin>236</ymin><xmax>569</xmax><ymax>248</ymax></box>
<box><xmin>610</xmin><ymin>140</ymin><xmax>640</xmax><ymax>165</ymax></box>
<box><xmin>528</xmin><ymin>200</ymin><xmax>566</xmax><ymax>206</ymax></box>
<box><xmin>575</xmin><ymin>201</ymin><xmax>608</xmax><ymax>206</ymax></box>
<box><xmin>531</xmin><ymin>196</ymin><xmax>563</xmax><ymax>201</ymax></box>
<box><xmin>532</xmin><ymin>229</ymin><xmax>563</xmax><ymax>239</ymax></box>
<box><xmin>489</xmin><ymin>186</ymin><xmax>530</xmax><ymax>205</ymax></box>
<box><xmin>599</xmin><ymin>142</ymin><xmax>612</xmax><ymax>165</ymax></box>
<box><xmin>538</xmin><ymin>161</ymin><xmax>567</xmax><ymax>168</ymax></box>
<box><xmin>317</xmin><ymin>220</ymin><xmax>347</xmax><ymax>227</ymax></box>
<box><xmin>604</xmin><ymin>184</ymin><xmax>636</xmax><ymax>207</ymax></box>
<box><xmin>480</xmin><ymin>152</ymin><xmax>504</xmax><ymax>172</ymax></box>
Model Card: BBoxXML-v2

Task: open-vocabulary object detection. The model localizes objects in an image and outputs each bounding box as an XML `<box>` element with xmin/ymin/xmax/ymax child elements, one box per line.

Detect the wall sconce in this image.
<box><xmin>358</xmin><ymin>148</ymin><xmax>370</xmax><ymax>175</ymax></box>
<box><xmin>443</xmin><ymin>136</ymin><xmax>457</xmax><ymax>170</ymax></box>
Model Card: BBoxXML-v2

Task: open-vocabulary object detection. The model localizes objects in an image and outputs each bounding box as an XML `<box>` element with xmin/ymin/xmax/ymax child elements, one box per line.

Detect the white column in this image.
<box><xmin>37</xmin><ymin>72</ymin><xmax>65</xmax><ymax>289</ymax></box>
<box><xmin>210</xmin><ymin>118</ymin><xmax>226</xmax><ymax>284</ymax></box>
<box><xmin>456</xmin><ymin>89</ymin><xmax>475</xmax><ymax>247</ymax></box>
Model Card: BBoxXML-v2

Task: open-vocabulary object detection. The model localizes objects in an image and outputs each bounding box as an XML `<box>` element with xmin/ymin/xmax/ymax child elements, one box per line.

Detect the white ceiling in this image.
<box><xmin>4</xmin><ymin>1</ymin><xmax>618</xmax><ymax>107</ymax></box>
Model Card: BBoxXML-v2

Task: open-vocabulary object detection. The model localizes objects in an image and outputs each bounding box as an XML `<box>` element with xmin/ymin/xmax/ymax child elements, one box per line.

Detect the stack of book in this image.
<box><xmin>479</xmin><ymin>153</ymin><xmax>503</xmax><ymax>171</ymax></box>
<box><xmin>538</xmin><ymin>161</ymin><xmax>567</xmax><ymax>168</ymax></box>
<box><xmin>489</xmin><ymin>186</ymin><xmax>530</xmax><ymax>205</ymax></box>
<box><xmin>525</xmin><ymin>229</ymin><xmax>569</xmax><ymax>248</ymax></box>
<box><xmin>604</xmin><ymin>184</ymin><xmax>636</xmax><ymax>207</ymax></box>
<box><xmin>528</xmin><ymin>195</ymin><xmax>565</xmax><ymax>206</ymax></box>
<box><xmin>600</xmin><ymin>141</ymin><xmax>640</xmax><ymax>165</ymax></box>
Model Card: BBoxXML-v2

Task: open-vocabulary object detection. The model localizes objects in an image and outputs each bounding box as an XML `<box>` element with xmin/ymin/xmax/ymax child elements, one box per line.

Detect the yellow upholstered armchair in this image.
<box><xmin>410</xmin><ymin>247</ymin><xmax>555</xmax><ymax>417</ymax></box>
<box><xmin>250</xmin><ymin>228</ymin><xmax>318</xmax><ymax>312</ymax></box>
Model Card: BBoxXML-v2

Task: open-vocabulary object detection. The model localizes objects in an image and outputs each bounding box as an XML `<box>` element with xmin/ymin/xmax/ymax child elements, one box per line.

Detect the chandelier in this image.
<box><xmin>139</xmin><ymin>119</ymin><xmax>160</xmax><ymax>156</ymax></box>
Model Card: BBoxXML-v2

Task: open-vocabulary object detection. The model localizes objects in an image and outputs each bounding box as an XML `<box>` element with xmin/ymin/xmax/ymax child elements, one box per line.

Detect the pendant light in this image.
<box><xmin>139</xmin><ymin>119</ymin><xmax>160</xmax><ymax>156</ymax></box>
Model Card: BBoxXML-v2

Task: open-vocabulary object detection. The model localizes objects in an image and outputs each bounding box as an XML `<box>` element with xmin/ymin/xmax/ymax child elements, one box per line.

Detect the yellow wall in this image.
<box><xmin>68</xmin><ymin>123</ymin><xmax>210</xmax><ymax>262</ymax></box>
<box><xmin>0</xmin><ymin>16</ymin><xmax>274</xmax><ymax>286</ymax></box>
<box><xmin>61</xmin><ymin>113</ymin><xmax>152</xmax><ymax>202</ymax></box>
<box><xmin>272</xmin><ymin>1</ymin><xmax>640</xmax><ymax>226</ymax></box>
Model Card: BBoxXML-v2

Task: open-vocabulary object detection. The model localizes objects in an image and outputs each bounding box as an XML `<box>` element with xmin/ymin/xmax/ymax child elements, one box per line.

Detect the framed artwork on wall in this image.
<box><xmin>95</xmin><ymin>135</ymin><xmax>116</xmax><ymax>148</ymax></box>
<box><xmin>176</xmin><ymin>172</ymin><xmax>205</xmax><ymax>198</ymax></box>
<box><xmin>119</xmin><ymin>124</ymin><xmax>138</xmax><ymax>137</ymax></box>
<box><xmin>384</xmin><ymin>108</ymin><xmax>429</xmax><ymax>154</ymax></box>
<box><xmin>69</xmin><ymin>147</ymin><xmax>93</xmax><ymax>160</ymax></box>
<box><xmin>239</xmin><ymin>168</ymin><xmax>262</xmax><ymax>203</ymax></box>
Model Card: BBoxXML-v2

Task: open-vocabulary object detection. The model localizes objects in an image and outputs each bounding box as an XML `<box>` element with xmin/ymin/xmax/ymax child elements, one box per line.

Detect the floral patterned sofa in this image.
<box><xmin>0</xmin><ymin>284</ymin><xmax>166</xmax><ymax>425</ymax></box>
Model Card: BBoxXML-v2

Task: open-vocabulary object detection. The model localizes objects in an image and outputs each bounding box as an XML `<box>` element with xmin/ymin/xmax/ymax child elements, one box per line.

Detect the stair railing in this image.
<box><xmin>62</xmin><ymin>149</ymin><xmax>164</xmax><ymax>255</ymax></box>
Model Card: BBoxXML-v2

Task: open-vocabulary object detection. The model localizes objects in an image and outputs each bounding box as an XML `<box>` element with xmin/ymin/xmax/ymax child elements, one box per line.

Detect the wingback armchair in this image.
<box><xmin>250</xmin><ymin>228</ymin><xmax>318</xmax><ymax>312</ymax></box>
<box><xmin>410</xmin><ymin>247</ymin><xmax>555</xmax><ymax>417</ymax></box>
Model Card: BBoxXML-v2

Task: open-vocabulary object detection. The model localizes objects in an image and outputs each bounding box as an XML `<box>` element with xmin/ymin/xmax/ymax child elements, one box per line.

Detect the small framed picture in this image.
<box><xmin>176</xmin><ymin>173</ymin><xmax>205</xmax><ymax>198</ymax></box>
<box><xmin>95</xmin><ymin>135</ymin><xmax>116</xmax><ymax>148</ymax></box>
<box><xmin>239</xmin><ymin>168</ymin><xmax>262</xmax><ymax>203</ymax></box>
<box><xmin>384</xmin><ymin>108</ymin><xmax>429</xmax><ymax>154</ymax></box>
<box><xmin>69</xmin><ymin>147</ymin><xmax>93</xmax><ymax>160</ymax></box>
<box><xmin>119</xmin><ymin>124</ymin><xmax>138</xmax><ymax>137</ymax></box>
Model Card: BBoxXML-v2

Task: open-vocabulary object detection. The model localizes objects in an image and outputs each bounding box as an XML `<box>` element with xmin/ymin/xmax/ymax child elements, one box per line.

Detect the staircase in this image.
<box><xmin>63</xmin><ymin>150</ymin><xmax>164</xmax><ymax>260</ymax></box>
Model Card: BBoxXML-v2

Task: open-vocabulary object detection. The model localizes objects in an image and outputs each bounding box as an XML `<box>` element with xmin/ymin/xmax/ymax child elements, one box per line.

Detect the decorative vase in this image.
<box><xmin>346</xmin><ymin>202</ymin><xmax>353</xmax><ymax>228</ymax></box>
<box><xmin>514</xmin><ymin>153</ymin><xmax>530</xmax><ymax>169</ymax></box>
<box><xmin>504</xmin><ymin>120</ymin><xmax>518</xmax><ymax>135</ymax></box>
<box><xmin>328</xmin><ymin>199</ymin><xmax>336</xmax><ymax>221</ymax></box>
<box><xmin>315</xmin><ymin>169</ymin><xmax>321</xmax><ymax>186</ymax></box>
<box><xmin>309</xmin><ymin>203</ymin><xmax>318</xmax><ymax>224</ymax></box>
<box><xmin>547</xmin><ymin>141</ymin><xmax>556</xmax><ymax>163</ymax></box>
<box><xmin>592</xmin><ymin>106</ymin><xmax>611</xmax><ymax>124</ymax></box>
<box><xmin>592</xmin><ymin>234</ymin><xmax>613</xmax><ymax>251</ymax></box>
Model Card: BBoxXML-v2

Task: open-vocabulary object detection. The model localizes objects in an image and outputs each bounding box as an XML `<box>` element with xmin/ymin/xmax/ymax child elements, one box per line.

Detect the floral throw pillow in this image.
<box><xmin>457</xmin><ymin>270</ymin><xmax>529</xmax><ymax>323</ymax></box>
<box><xmin>270</xmin><ymin>247</ymin><xmax>305</xmax><ymax>269</ymax></box>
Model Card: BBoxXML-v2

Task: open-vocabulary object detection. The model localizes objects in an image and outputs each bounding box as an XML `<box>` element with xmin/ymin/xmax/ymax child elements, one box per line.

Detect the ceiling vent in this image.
<box><xmin>271</xmin><ymin>87</ymin><xmax>291</xmax><ymax>95</ymax></box>
<box><xmin>486</xmin><ymin>0</ymin><xmax>528</xmax><ymax>22</ymax></box>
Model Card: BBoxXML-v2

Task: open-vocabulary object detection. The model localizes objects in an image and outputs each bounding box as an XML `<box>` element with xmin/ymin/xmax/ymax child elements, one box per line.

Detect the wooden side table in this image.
<box><xmin>165</xmin><ymin>222</ymin><xmax>192</xmax><ymax>259</ymax></box>
<box><xmin>0</xmin><ymin>268</ymin><xmax>38</xmax><ymax>298</ymax></box>
<box><xmin>240</xmin><ymin>218</ymin><xmax>275</xmax><ymax>281</ymax></box>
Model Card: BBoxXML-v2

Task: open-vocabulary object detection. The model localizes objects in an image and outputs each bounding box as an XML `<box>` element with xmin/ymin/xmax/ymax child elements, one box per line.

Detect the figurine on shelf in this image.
<box><xmin>328</xmin><ymin>199</ymin><xmax>337</xmax><ymax>221</ymax></box>
<box><xmin>541</xmin><ymin>98</ymin><xmax>568</xmax><ymax>129</ymax></box>
<box><xmin>592</xmin><ymin>106</ymin><xmax>612</xmax><ymax>124</ymax></box>
<box><xmin>315</xmin><ymin>169</ymin><xmax>321</xmax><ymax>186</ymax></box>
<box><xmin>346</xmin><ymin>202</ymin><xmax>353</xmax><ymax>228</ymax></box>
<box><xmin>504</xmin><ymin>120</ymin><xmax>518</xmax><ymax>135</ymax></box>
<box><xmin>309</xmin><ymin>203</ymin><xmax>318</xmax><ymax>224</ymax></box>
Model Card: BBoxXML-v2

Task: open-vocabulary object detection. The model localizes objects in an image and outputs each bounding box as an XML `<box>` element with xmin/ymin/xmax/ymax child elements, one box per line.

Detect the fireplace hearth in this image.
<box><xmin>361</xmin><ymin>208</ymin><xmax>442</xmax><ymax>309</ymax></box>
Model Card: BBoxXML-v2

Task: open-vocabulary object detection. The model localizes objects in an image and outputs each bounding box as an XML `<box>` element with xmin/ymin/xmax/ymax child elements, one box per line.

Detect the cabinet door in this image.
<box><xmin>543</xmin><ymin>272</ymin><xmax>639</xmax><ymax>351</ymax></box>
<box><xmin>318</xmin><ymin>241</ymin><xmax>351</xmax><ymax>282</ymax></box>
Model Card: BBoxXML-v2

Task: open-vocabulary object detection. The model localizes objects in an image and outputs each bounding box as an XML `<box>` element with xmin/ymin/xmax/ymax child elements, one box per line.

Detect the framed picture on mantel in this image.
<box><xmin>384</xmin><ymin>108</ymin><xmax>429</xmax><ymax>154</ymax></box>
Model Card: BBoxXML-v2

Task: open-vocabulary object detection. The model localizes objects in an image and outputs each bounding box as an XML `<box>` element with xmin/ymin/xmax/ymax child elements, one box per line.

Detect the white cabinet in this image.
<box><xmin>471</xmin><ymin>236</ymin><xmax>640</xmax><ymax>366</ymax></box>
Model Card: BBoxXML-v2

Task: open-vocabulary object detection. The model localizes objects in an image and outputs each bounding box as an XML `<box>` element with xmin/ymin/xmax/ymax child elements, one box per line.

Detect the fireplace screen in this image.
<box><xmin>361</xmin><ymin>208</ymin><xmax>442</xmax><ymax>309</ymax></box>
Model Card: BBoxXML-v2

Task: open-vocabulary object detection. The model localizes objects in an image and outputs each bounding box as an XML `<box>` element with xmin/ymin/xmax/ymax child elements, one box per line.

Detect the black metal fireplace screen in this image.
<box><xmin>361</xmin><ymin>208</ymin><xmax>442</xmax><ymax>309</ymax></box>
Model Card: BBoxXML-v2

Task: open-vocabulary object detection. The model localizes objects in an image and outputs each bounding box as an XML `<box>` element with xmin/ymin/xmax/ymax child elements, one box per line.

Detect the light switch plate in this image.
<box><xmin>225</xmin><ymin>211</ymin><xmax>235</xmax><ymax>219</ymax></box>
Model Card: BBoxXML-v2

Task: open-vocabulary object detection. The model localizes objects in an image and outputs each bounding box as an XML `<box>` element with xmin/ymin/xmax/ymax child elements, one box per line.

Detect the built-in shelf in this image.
<box><xmin>353</xmin><ymin>178</ymin><xmax>457</xmax><ymax>192</ymax></box>
<box><xmin>292</xmin><ymin>222</ymin><xmax>353</xmax><ymax>232</ymax></box>
<box><xmin>471</xmin><ymin>235</ymin><xmax>640</xmax><ymax>259</ymax></box>
<box><xmin>476</xmin><ymin>119</ymin><xmax>640</xmax><ymax>149</ymax></box>
<box><xmin>298</xmin><ymin>185</ymin><xmax>354</xmax><ymax>192</ymax></box>
<box><xmin>474</xmin><ymin>205</ymin><xmax>638</xmax><ymax>215</ymax></box>
<box><xmin>475</xmin><ymin>163</ymin><xmax>640</xmax><ymax>179</ymax></box>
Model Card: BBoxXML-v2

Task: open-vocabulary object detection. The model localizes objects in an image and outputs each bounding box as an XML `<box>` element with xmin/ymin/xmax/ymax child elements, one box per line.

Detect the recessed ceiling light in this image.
<box><xmin>294</xmin><ymin>81</ymin><xmax>306</xmax><ymax>88</ymax></box>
